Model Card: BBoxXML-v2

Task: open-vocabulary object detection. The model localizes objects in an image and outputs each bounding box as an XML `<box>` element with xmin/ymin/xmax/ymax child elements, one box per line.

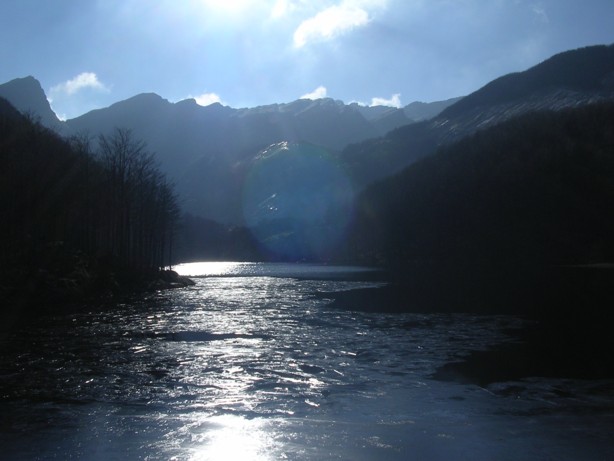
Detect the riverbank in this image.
<box><xmin>1</xmin><ymin>264</ymin><xmax>194</xmax><ymax>336</ymax></box>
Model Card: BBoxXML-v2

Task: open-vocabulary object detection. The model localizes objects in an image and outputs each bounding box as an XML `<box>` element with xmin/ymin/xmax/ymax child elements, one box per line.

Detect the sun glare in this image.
<box><xmin>201</xmin><ymin>0</ymin><xmax>253</xmax><ymax>14</ymax></box>
<box><xmin>174</xmin><ymin>261</ymin><xmax>247</xmax><ymax>277</ymax></box>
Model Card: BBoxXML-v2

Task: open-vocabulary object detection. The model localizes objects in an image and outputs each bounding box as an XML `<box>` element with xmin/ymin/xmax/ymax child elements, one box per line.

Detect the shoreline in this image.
<box><xmin>1</xmin><ymin>268</ymin><xmax>195</xmax><ymax>337</ymax></box>
<box><xmin>324</xmin><ymin>264</ymin><xmax>614</xmax><ymax>384</ymax></box>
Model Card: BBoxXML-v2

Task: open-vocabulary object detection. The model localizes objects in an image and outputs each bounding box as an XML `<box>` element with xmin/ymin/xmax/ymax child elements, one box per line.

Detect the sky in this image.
<box><xmin>1</xmin><ymin>0</ymin><xmax>613</xmax><ymax>120</ymax></box>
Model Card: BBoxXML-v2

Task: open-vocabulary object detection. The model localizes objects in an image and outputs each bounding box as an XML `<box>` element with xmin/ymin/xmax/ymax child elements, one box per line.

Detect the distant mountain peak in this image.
<box><xmin>119</xmin><ymin>92</ymin><xmax>168</xmax><ymax>106</ymax></box>
<box><xmin>404</xmin><ymin>97</ymin><xmax>464</xmax><ymax>121</ymax></box>
<box><xmin>0</xmin><ymin>76</ymin><xmax>63</xmax><ymax>130</ymax></box>
<box><xmin>14</xmin><ymin>75</ymin><xmax>41</xmax><ymax>86</ymax></box>
<box><xmin>174</xmin><ymin>98</ymin><xmax>199</xmax><ymax>107</ymax></box>
<box><xmin>0</xmin><ymin>75</ymin><xmax>46</xmax><ymax>103</ymax></box>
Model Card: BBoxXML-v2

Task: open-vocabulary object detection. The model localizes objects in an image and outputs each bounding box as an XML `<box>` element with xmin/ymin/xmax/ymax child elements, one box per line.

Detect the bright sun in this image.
<box><xmin>201</xmin><ymin>0</ymin><xmax>253</xmax><ymax>13</ymax></box>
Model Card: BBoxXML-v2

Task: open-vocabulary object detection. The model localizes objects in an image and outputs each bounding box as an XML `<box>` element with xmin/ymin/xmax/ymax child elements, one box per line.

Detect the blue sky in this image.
<box><xmin>1</xmin><ymin>0</ymin><xmax>613</xmax><ymax>119</ymax></box>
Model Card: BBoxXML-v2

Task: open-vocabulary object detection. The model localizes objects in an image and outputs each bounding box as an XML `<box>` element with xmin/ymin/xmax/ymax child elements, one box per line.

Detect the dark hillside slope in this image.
<box><xmin>350</xmin><ymin>102</ymin><xmax>614</xmax><ymax>267</ymax></box>
<box><xmin>0</xmin><ymin>97</ymin><xmax>21</xmax><ymax>118</ymax></box>
<box><xmin>441</xmin><ymin>44</ymin><xmax>614</xmax><ymax>119</ymax></box>
<box><xmin>339</xmin><ymin>102</ymin><xmax>614</xmax><ymax>316</ymax></box>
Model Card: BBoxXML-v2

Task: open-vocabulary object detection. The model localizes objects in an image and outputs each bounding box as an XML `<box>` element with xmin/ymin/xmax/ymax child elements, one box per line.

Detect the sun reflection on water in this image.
<box><xmin>174</xmin><ymin>261</ymin><xmax>248</xmax><ymax>277</ymax></box>
<box><xmin>173</xmin><ymin>261</ymin><xmax>382</xmax><ymax>279</ymax></box>
<box><xmin>190</xmin><ymin>415</ymin><xmax>276</xmax><ymax>461</ymax></box>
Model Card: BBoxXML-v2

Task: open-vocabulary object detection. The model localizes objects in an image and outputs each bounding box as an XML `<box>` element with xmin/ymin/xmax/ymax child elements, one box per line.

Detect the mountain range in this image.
<box><xmin>0</xmin><ymin>76</ymin><xmax>460</xmax><ymax>223</ymax></box>
<box><xmin>1</xmin><ymin>44</ymin><xmax>614</xmax><ymax>232</ymax></box>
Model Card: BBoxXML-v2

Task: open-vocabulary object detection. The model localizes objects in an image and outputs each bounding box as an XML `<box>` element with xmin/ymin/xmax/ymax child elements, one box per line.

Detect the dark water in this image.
<box><xmin>1</xmin><ymin>262</ymin><xmax>613</xmax><ymax>460</ymax></box>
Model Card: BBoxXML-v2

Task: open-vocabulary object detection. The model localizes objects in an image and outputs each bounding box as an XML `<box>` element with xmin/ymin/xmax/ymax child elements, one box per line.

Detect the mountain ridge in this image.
<box><xmin>0</xmin><ymin>75</ymin><xmax>454</xmax><ymax>131</ymax></box>
<box><xmin>54</xmin><ymin>88</ymin><xmax>460</xmax><ymax>222</ymax></box>
<box><xmin>441</xmin><ymin>44</ymin><xmax>614</xmax><ymax>119</ymax></box>
<box><xmin>341</xmin><ymin>44</ymin><xmax>614</xmax><ymax>188</ymax></box>
<box><xmin>2</xmin><ymin>44</ymin><xmax>613</xmax><ymax>227</ymax></box>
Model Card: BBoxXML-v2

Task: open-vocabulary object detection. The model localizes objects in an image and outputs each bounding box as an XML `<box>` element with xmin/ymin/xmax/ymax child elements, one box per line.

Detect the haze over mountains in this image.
<box><xmin>1</xmin><ymin>44</ymin><xmax>614</xmax><ymax>236</ymax></box>
<box><xmin>0</xmin><ymin>76</ymin><xmax>459</xmax><ymax>223</ymax></box>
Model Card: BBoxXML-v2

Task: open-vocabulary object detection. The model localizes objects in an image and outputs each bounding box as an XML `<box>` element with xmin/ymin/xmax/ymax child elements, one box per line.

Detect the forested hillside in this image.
<box><xmin>348</xmin><ymin>102</ymin><xmax>614</xmax><ymax>268</ymax></box>
<box><xmin>0</xmin><ymin>98</ymin><xmax>181</xmax><ymax>305</ymax></box>
<box><xmin>329</xmin><ymin>102</ymin><xmax>614</xmax><ymax>315</ymax></box>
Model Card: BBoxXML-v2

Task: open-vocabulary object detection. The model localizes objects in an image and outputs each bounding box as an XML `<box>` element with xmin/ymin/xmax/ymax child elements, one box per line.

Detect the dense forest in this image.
<box><xmin>348</xmin><ymin>101</ymin><xmax>614</xmax><ymax>268</ymax></box>
<box><xmin>0</xmin><ymin>97</ymin><xmax>181</xmax><ymax>305</ymax></box>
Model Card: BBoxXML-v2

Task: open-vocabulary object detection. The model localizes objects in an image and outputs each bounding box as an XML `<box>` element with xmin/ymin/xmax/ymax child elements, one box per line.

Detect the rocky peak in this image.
<box><xmin>0</xmin><ymin>76</ymin><xmax>64</xmax><ymax>130</ymax></box>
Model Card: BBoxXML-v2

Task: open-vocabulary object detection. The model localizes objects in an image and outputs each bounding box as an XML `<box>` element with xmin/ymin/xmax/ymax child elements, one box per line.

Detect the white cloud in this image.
<box><xmin>293</xmin><ymin>1</ymin><xmax>385</xmax><ymax>48</ymax></box>
<box><xmin>193</xmin><ymin>92</ymin><xmax>223</xmax><ymax>106</ymax></box>
<box><xmin>370</xmin><ymin>93</ymin><xmax>402</xmax><ymax>108</ymax></box>
<box><xmin>300</xmin><ymin>86</ymin><xmax>328</xmax><ymax>100</ymax></box>
<box><xmin>51</xmin><ymin>72</ymin><xmax>109</xmax><ymax>96</ymax></box>
<box><xmin>47</xmin><ymin>72</ymin><xmax>111</xmax><ymax>120</ymax></box>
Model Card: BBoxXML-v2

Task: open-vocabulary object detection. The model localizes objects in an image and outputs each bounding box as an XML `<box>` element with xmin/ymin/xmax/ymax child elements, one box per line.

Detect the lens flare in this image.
<box><xmin>242</xmin><ymin>142</ymin><xmax>354</xmax><ymax>261</ymax></box>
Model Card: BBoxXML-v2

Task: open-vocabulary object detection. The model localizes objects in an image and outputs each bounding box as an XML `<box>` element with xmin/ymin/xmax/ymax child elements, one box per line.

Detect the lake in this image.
<box><xmin>1</xmin><ymin>262</ymin><xmax>612</xmax><ymax>460</ymax></box>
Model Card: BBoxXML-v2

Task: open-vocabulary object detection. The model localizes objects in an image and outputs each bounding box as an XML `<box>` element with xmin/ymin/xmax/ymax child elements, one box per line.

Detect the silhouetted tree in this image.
<box><xmin>0</xmin><ymin>101</ymin><xmax>181</xmax><ymax>304</ymax></box>
<box><xmin>96</xmin><ymin>127</ymin><xmax>180</xmax><ymax>269</ymax></box>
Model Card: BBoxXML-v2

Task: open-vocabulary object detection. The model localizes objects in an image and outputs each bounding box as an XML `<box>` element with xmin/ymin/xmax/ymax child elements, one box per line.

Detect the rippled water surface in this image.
<box><xmin>1</xmin><ymin>263</ymin><xmax>613</xmax><ymax>460</ymax></box>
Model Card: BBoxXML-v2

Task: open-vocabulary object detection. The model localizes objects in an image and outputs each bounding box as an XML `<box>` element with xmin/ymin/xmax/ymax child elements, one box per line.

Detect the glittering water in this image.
<box><xmin>1</xmin><ymin>263</ymin><xmax>613</xmax><ymax>460</ymax></box>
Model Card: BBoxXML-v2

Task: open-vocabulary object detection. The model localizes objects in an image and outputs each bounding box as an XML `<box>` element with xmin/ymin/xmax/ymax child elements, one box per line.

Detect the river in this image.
<box><xmin>1</xmin><ymin>262</ymin><xmax>613</xmax><ymax>460</ymax></box>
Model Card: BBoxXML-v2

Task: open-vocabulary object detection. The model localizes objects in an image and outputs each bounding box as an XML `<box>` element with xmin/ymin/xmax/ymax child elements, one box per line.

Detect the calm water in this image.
<box><xmin>1</xmin><ymin>262</ymin><xmax>613</xmax><ymax>460</ymax></box>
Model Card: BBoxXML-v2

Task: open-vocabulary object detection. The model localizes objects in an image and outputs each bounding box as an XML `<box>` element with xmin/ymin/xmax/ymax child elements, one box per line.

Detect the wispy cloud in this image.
<box><xmin>293</xmin><ymin>0</ymin><xmax>386</xmax><ymax>48</ymax></box>
<box><xmin>531</xmin><ymin>3</ymin><xmax>549</xmax><ymax>23</ymax></box>
<box><xmin>370</xmin><ymin>93</ymin><xmax>401</xmax><ymax>107</ymax></box>
<box><xmin>192</xmin><ymin>92</ymin><xmax>223</xmax><ymax>106</ymax></box>
<box><xmin>50</xmin><ymin>72</ymin><xmax>109</xmax><ymax>96</ymax></box>
<box><xmin>300</xmin><ymin>86</ymin><xmax>328</xmax><ymax>99</ymax></box>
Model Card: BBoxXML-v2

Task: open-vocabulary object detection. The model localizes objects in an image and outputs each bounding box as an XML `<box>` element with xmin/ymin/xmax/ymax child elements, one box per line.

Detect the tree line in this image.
<box><xmin>0</xmin><ymin>97</ymin><xmax>180</xmax><ymax>299</ymax></box>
